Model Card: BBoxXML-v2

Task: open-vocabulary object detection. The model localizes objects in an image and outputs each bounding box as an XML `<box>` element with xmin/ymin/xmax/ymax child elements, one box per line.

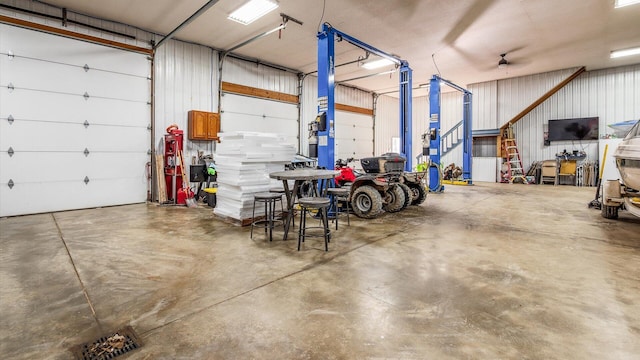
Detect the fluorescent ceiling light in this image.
<box><xmin>615</xmin><ymin>0</ymin><xmax>640</xmax><ymax>8</ymax></box>
<box><xmin>610</xmin><ymin>46</ymin><xmax>640</xmax><ymax>58</ymax></box>
<box><xmin>228</xmin><ymin>0</ymin><xmax>278</xmax><ymax>25</ymax></box>
<box><xmin>362</xmin><ymin>58</ymin><xmax>395</xmax><ymax>70</ymax></box>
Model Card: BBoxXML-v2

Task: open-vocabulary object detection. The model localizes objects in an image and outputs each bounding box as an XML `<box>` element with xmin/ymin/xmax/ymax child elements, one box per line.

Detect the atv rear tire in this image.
<box><xmin>408</xmin><ymin>183</ymin><xmax>427</xmax><ymax>205</ymax></box>
<box><xmin>351</xmin><ymin>185</ymin><xmax>384</xmax><ymax>219</ymax></box>
<box><xmin>397</xmin><ymin>183</ymin><xmax>411</xmax><ymax>210</ymax></box>
<box><xmin>383</xmin><ymin>185</ymin><xmax>405</xmax><ymax>213</ymax></box>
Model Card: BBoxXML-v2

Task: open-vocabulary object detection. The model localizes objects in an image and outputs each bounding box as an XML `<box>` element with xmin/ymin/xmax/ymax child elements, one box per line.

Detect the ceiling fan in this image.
<box><xmin>498</xmin><ymin>53</ymin><xmax>509</xmax><ymax>69</ymax></box>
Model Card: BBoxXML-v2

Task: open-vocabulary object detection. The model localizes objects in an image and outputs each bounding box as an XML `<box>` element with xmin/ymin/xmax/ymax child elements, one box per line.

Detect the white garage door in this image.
<box><xmin>335</xmin><ymin>110</ymin><xmax>373</xmax><ymax>163</ymax></box>
<box><xmin>0</xmin><ymin>24</ymin><xmax>151</xmax><ymax>217</ymax></box>
<box><xmin>221</xmin><ymin>93</ymin><xmax>298</xmax><ymax>150</ymax></box>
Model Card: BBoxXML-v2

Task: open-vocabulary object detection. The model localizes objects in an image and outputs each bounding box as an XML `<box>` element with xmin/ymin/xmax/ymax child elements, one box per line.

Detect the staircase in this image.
<box><xmin>441</xmin><ymin>120</ymin><xmax>463</xmax><ymax>157</ymax></box>
<box><xmin>501</xmin><ymin>138</ymin><xmax>528</xmax><ymax>183</ymax></box>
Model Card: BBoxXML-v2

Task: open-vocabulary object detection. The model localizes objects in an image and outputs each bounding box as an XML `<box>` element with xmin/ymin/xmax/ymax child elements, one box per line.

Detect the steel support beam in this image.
<box><xmin>155</xmin><ymin>0</ymin><xmax>220</xmax><ymax>49</ymax></box>
<box><xmin>316</xmin><ymin>24</ymin><xmax>412</xmax><ymax>171</ymax></box>
<box><xmin>428</xmin><ymin>76</ymin><xmax>442</xmax><ymax>192</ymax></box>
<box><xmin>429</xmin><ymin>75</ymin><xmax>473</xmax><ymax>191</ymax></box>
<box><xmin>317</xmin><ymin>23</ymin><xmax>335</xmax><ymax>170</ymax></box>
<box><xmin>399</xmin><ymin>62</ymin><xmax>412</xmax><ymax>170</ymax></box>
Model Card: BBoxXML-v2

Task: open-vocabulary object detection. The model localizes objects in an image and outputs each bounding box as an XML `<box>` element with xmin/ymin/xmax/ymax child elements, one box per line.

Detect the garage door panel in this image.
<box><xmin>85</xmin><ymin>99</ymin><xmax>149</xmax><ymax>126</ymax></box>
<box><xmin>84</xmin><ymin>152</ymin><xmax>148</xmax><ymax>180</ymax></box>
<box><xmin>0</xmin><ymin>119</ymin><xmax>147</xmax><ymax>154</ymax></box>
<box><xmin>335</xmin><ymin>127</ymin><xmax>371</xmax><ymax>142</ymax></box>
<box><xmin>1</xmin><ymin>55</ymin><xmax>83</xmax><ymax>94</ymax></box>
<box><xmin>0</xmin><ymin>24</ymin><xmax>150</xmax><ymax>217</ymax></box>
<box><xmin>1</xmin><ymin>88</ymin><xmax>85</xmax><ymax>122</ymax></box>
<box><xmin>0</xmin><ymin>119</ymin><xmax>86</xmax><ymax>151</ymax></box>
<box><xmin>221</xmin><ymin>94</ymin><xmax>298</xmax><ymax>149</ymax></box>
<box><xmin>0</xmin><ymin>152</ymin><xmax>147</xmax><ymax>184</ymax></box>
<box><xmin>334</xmin><ymin>110</ymin><xmax>373</xmax><ymax>160</ymax></box>
<box><xmin>336</xmin><ymin>140</ymin><xmax>373</xmax><ymax>159</ymax></box>
<box><xmin>1</xmin><ymin>57</ymin><xmax>149</xmax><ymax>104</ymax></box>
<box><xmin>0</xmin><ymin>176</ymin><xmax>146</xmax><ymax>217</ymax></box>
<box><xmin>1</xmin><ymin>87</ymin><xmax>149</xmax><ymax>128</ymax></box>
<box><xmin>222</xmin><ymin>115</ymin><xmax>296</xmax><ymax>143</ymax></box>
<box><xmin>84</xmin><ymin>70</ymin><xmax>149</xmax><ymax>101</ymax></box>
<box><xmin>85</xmin><ymin>127</ymin><xmax>149</xmax><ymax>151</ymax></box>
<box><xmin>2</xmin><ymin>152</ymin><xmax>90</xmax><ymax>183</ymax></box>
<box><xmin>0</xmin><ymin>25</ymin><xmax>149</xmax><ymax>77</ymax></box>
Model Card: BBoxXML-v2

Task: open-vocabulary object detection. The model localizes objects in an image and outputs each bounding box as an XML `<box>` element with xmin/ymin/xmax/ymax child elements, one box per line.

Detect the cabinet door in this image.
<box><xmin>207</xmin><ymin>113</ymin><xmax>220</xmax><ymax>140</ymax></box>
<box><xmin>188</xmin><ymin>110</ymin><xmax>207</xmax><ymax>140</ymax></box>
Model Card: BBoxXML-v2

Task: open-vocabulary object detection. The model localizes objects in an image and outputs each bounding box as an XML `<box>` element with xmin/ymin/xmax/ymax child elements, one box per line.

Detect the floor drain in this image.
<box><xmin>70</xmin><ymin>326</ymin><xmax>142</xmax><ymax>360</ymax></box>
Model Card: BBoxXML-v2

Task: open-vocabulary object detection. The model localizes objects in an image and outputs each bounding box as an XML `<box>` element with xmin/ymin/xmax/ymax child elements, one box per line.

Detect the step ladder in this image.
<box><xmin>501</xmin><ymin>138</ymin><xmax>528</xmax><ymax>183</ymax></box>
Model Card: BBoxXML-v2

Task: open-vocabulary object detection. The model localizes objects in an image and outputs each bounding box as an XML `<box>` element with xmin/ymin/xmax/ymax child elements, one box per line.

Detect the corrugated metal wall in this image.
<box><xmin>154</xmin><ymin>39</ymin><xmax>217</xmax><ymax>158</ymax></box>
<box><xmin>0</xmin><ymin>0</ymin><xmax>152</xmax><ymax>47</ymax></box>
<box><xmin>412</xmin><ymin>95</ymin><xmax>430</xmax><ymax>163</ymax></box>
<box><xmin>300</xmin><ymin>75</ymin><xmax>374</xmax><ymax>157</ymax></box>
<box><xmin>5</xmin><ymin>1</ymin><xmax>638</xmax><ymax>181</ymax></box>
<box><xmin>466</xmin><ymin>64</ymin><xmax>639</xmax><ymax>176</ymax></box>
<box><xmin>376</xmin><ymin>92</ymin><xmax>462</xmax><ymax>168</ymax></box>
<box><xmin>468</xmin><ymin>80</ymin><xmax>498</xmax><ymax>130</ymax></box>
<box><xmin>336</xmin><ymin>84</ymin><xmax>373</xmax><ymax>108</ymax></box>
<box><xmin>496</xmin><ymin>68</ymin><xmax>579</xmax><ymax>124</ymax></box>
<box><xmin>299</xmin><ymin>75</ymin><xmax>318</xmax><ymax>156</ymax></box>
<box><xmin>222</xmin><ymin>56</ymin><xmax>299</xmax><ymax>95</ymax></box>
<box><xmin>375</xmin><ymin>95</ymin><xmax>399</xmax><ymax>155</ymax></box>
<box><xmin>439</xmin><ymin>92</ymin><xmax>464</xmax><ymax>167</ymax></box>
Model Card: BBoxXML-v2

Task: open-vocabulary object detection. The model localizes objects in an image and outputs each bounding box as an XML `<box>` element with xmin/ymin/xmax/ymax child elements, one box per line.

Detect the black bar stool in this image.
<box><xmin>327</xmin><ymin>187</ymin><xmax>350</xmax><ymax>229</ymax></box>
<box><xmin>251</xmin><ymin>192</ymin><xmax>284</xmax><ymax>241</ymax></box>
<box><xmin>269</xmin><ymin>187</ymin><xmax>294</xmax><ymax>227</ymax></box>
<box><xmin>297</xmin><ymin>197</ymin><xmax>331</xmax><ymax>251</ymax></box>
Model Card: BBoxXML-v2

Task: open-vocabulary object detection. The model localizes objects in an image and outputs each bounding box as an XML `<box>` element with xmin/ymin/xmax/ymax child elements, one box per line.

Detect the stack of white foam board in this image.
<box><xmin>213</xmin><ymin>132</ymin><xmax>296</xmax><ymax>221</ymax></box>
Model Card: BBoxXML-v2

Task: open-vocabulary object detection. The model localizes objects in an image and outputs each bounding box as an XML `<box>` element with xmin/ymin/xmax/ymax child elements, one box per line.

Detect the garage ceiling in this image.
<box><xmin>18</xmin><ymin>0</ymin><xmax>640</xmax><ymax>95</ymax></box>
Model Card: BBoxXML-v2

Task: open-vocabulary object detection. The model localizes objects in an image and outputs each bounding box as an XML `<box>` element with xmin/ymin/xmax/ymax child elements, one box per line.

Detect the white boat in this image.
<box><xmin>614</xmin><ymin>121</ymin><xmax>640</xmax><ymax>192</ymax></box>
<box><xmin>607</xmin><ymin>120</ymin><xmax>640</xmax><ymax>218</ymax></box>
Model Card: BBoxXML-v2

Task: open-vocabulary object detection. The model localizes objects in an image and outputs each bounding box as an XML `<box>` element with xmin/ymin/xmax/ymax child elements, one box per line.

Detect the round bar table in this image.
<box><xmin>269</xmin><ymin>169</ymin><xmax>340</xmax><ymax>240</ymax></box>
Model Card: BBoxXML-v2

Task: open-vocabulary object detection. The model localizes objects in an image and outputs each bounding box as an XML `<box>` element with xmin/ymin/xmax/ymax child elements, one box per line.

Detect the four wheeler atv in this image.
<box><xmin>335</xmin><ymin>153</ymin><xmax>426</xmax><ymax>219</ymax></box>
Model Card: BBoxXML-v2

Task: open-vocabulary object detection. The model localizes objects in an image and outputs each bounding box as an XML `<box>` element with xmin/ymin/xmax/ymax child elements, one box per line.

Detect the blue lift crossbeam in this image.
<box><xmin>316</xmin><ymin>23</ymin><xmax>412</xmax><ymax>171</ymax></box>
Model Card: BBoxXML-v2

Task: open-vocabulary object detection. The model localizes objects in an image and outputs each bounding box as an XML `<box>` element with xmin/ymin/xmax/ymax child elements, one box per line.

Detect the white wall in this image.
<box><xmin>153</xmin><ymin>39</ymin><xmax>217</xmax><ymax>159</ymax></box>
<box><xmin>5</xmin><ymin>1</ymin><xmax>638</xmax><ymax>186</ymax></box>
<box><xmin>469</xmin><ymin>64</ymin><xmax>640</xmax><ymax>173</ymax></box>
<box><xmin>376</xmin><ymin>91</ymin><xmax>464</xmax><ymax>170</ymax></box>
<box><xmin>300</xmin><ymin>75</ymin><xmax>374</xmax><ymax>158</ymax></box>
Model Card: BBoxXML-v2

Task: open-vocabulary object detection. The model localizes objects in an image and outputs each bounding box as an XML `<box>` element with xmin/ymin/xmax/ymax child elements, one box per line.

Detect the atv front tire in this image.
<box><xmin>351</xmin><ymin>185</ymin><xmax>384</xmax><ymax>219</ymax></box>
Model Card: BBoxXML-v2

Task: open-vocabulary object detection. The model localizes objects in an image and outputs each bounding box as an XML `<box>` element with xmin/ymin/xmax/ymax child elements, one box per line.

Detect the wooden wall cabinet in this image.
<box><xmin>188</xmin><ymin>110</ymin><xmax>220</xmax><ymax>141</ymax></box>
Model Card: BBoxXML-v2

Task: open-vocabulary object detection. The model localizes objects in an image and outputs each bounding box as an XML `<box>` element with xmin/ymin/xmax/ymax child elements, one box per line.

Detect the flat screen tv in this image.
<box><xmin>548</xmin><ymin>117</ymin><xmax>599</xmax><ymax>141</ymax></box>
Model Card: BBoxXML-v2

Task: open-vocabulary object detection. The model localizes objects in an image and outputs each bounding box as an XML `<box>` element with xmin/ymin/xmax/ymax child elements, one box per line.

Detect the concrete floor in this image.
<box><xmin>1</xmin><ymin>182</ymin><xmax>639</xmax><ymax>359</ymax></box>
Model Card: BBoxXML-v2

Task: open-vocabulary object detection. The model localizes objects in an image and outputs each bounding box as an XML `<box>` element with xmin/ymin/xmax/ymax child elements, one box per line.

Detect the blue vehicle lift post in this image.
<box><xmin>428</xmin><ymin>75</ymin><xmax>473</xmax><ymax>192</ymax></box>
<box><xmin>317</xmin><ymin>23</ymin><xmax>413</xmax><ymax>171</ymax></box>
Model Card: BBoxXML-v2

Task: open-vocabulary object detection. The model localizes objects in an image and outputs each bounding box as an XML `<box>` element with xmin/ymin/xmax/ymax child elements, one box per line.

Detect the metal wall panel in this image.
<box><xmin>374</xmin><ymin>95</ymin><xmax>399</xmax><ymax>155</ymax></box>
<box><xmin>412</xmin><ymin>95</ymin><xmax>430</xmax><ymax>164</ymax></box>
<box><xmin>0</xmin><ymin>24</ymin><xmax>150</xmax><ymax>216</ymax></box>
<box><xmin>0</xmin><ymin>0</ymin><xmax>152</xmax><ymax>48</ymax></box>
<box><xmin>153</xmin><ymin>39</ymin><xmax>217</xmax><ymax>158</ymax></box>
<box><xmin>496</xmin><ymin>68</ymin><xmax>578</xmax><ymax>125</ymax></box>
<box><xmin>300</xmin><ymin>75</ymin><xmax>374</xmax><ymax>158</ymax></box>
<box><xmin>468</xmin><ymin>80</ymin><xmax>498</xmax><ymax>130</ymax></box>
<box><xmin>376</xmin><ymin>92</ymin><xmax>463</xmax><ymax>168</ymax></box>
<box><xmin>220</xmin><ymin>93</ymin><xmax>298</xmax><ymax>147</ymax></box>
<box><xmin>299</xmin><ymin>75</ymin><xmax>318</xmax><ymax>156</ymax></box>
<box><xmin>469</xmin><ymin>64</ymin><xmax>639</xmax><ymax>176</ymax></box>
<box><xmin>223</xmin><ymin>56</ymin><xmax>298</xmax><ymax>95</ymax></box>
<box><xmin>336</xmin><ymin>85</ymin><xmax>373</xmax><ymax>108</ymax></box>
<box><xmin>335</xmin><ymin>111</ymin><xmax>374</xmax><ymax>162</ymax></box>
